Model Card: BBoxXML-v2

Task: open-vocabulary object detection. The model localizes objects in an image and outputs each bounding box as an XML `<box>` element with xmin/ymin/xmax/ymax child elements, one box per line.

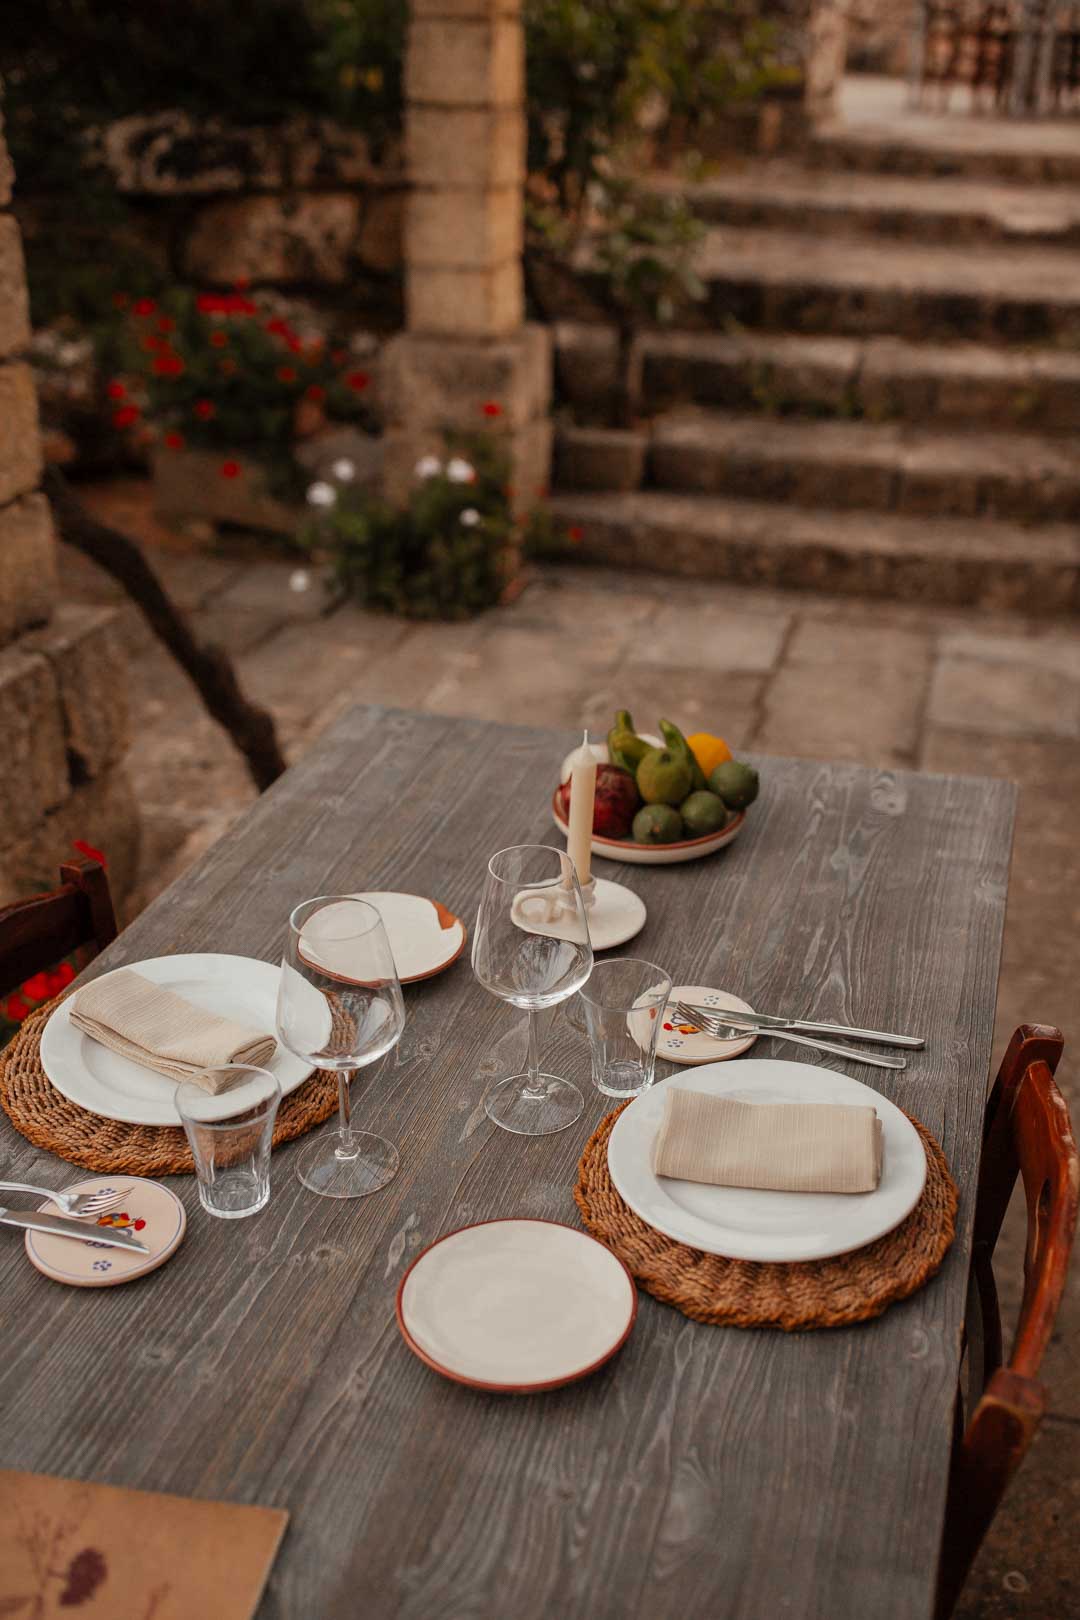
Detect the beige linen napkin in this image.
<box><xmin>70</xmin><ymin>968</ymin><xmax>276</xmax><ymax>1093</ymax></box>
<box><xmin>653</xmin><ymin>1089</ymin><xmax>884</xmax><ymax>1194</ymax></box>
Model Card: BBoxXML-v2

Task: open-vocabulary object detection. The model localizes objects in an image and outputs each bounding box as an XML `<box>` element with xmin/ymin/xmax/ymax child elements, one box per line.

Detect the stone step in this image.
<box><xmin>664</xmin><ymin>167</ymin><xmax>1080</xmax><ymax>248</ymax></box>
<box><xmin>549</xmin><ymin>490</ymin><xmax>1080</xmax><ymax>614</ymax></box>
<box><xmin>691</xmin><ymin>226</ymin><xmax>1080</xmax><ymax>345</ymax></box>
<box><xmin>554</xmin><ymin>323</ymin><xmax>1080</xmax><ymax>435</ymax></box>
<box><xmin>644</xmin><ymin>412</ymin><xmax>1080</xmax><ymax>523</ymax></box>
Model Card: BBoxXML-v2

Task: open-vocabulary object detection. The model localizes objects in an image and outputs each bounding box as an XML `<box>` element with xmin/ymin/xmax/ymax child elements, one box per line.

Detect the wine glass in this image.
<box><xmin>276</xmin><ymin>895</ymin><xmax>406</xmax><ymax>1199</ymax></box>
<box><xmin>471</xmin><ymin>844</ymin><xmax>593</xmax><ymax>1135</ymax></box>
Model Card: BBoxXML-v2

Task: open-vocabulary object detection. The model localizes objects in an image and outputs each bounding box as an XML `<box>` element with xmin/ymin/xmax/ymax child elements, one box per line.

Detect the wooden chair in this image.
<box><xmin>0</xmin><ymin>858</ymin><xmax>118</xmax><ymax>997</ymax></box>
<box><xmin>936</xmin><ymin>1024</ymin><xmax>1079</xmax><ymax>1617</ymax></box>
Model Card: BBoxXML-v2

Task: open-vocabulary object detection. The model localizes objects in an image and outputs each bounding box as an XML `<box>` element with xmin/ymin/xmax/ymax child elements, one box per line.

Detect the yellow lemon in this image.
<box><xmin>687</xmin><ymin>732</ymin><xmax>732</xmax><ymax>777</ymax></box>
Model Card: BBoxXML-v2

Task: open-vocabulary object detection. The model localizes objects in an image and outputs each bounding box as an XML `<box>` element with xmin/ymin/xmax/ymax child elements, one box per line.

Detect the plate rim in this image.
<box><xmin>607</xmin><ymin>1059</ymin><xmax>928</xmax><ymax>1263</ymax></box>
<box><xmin>395</xmin><ymin>1217</ymin><xmax>638</xmax><ymax>1393</ymax></box>
<box><xmin>348</xmin><ymin>890</ymin><xmax>467</xmax><ymax>984</ymax></box>
<box><xmin>39</xmin><ymin>952</ymin><xmax>311</xmax><ymax>1127</ymax></box>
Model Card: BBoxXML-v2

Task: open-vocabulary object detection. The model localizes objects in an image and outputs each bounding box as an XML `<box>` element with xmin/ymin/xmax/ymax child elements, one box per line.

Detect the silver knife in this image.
<box><xmin>0</xmin><ymin>1205</ymin><xmax>149</xmax><ymax>1253</ymax></box>
<box><xmin>688</xmin><ymin>1006</ymin><xmax>925</xmax><ymax>1049</ymax></box>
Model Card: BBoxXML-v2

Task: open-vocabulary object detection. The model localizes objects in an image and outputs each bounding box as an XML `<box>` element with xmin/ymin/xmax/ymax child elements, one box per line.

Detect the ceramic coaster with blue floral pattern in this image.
<box><xmin>24</xmin><ymin>1175</ymin><xmax>186</xmax><ymax>1287</ymax></box>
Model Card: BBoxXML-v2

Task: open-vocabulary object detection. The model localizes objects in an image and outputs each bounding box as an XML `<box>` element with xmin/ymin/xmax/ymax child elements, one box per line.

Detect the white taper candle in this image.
<box><xmin>566</xmin><ymin>729</ymin><xmax>597</xmax><ymax>887</ymax></box>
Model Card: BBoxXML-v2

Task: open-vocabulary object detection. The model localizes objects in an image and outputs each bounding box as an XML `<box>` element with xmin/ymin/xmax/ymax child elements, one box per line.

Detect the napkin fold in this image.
<box><xmin>70</xmin><ymin>968</ymin><xmax>276</xmax><ymax>1093</ymax></box>
<box><xmin>653</xmin><ymin>1089</ymin><xmax>884</xmax><ymax>1194</ymax></box>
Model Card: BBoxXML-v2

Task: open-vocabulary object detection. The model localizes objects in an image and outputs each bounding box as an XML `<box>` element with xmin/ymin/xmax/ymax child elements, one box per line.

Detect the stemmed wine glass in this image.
<box><xmin>276</xmin><ymin>895</ymin><xmax>406</xmax><ymax>1199</ymax></box>
<box><xmin>472</xmin><ymin>845</ymin><xmax>593</xmax><ymax>1135</ymax></box>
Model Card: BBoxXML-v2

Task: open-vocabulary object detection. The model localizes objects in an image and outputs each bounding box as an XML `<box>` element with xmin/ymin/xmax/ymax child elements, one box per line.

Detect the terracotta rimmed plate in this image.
<box><xmin>25</xmin><ymin>1176</ymin><xmax>187</xmax><ymax>1288</ymax></box>
<box><xmin>655</xmin><ymin>984</ymin><xmax>758</xmax><ymax>1065</ymax></box>
<box><xmin>350</xmin><ymin>892</ymin><xmax>466</xmax><ymax>983</ymax></box>
<box><xmin>554</xmin><ymin>738</ymin><xmax>745</xmax><ymax>866</ymax></box>
<box><xmin>396</xmin><ymin>1219</ymin><xmax>637</xmax><ymax>1392</ymax></box>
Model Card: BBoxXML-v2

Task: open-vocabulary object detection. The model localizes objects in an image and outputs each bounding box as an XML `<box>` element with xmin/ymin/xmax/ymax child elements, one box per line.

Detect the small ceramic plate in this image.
<box><xmin>656</xmin><ymin>984</ymin><xmax>758</xmax><ymax>1065</ymax></box>
<box><xmin>40</xmin><ymin>955</ymin><xmax>312</xmax><ymax>1127</ymax></box>
<box><xmin>554</xmin><ymin>739</ymin><xmax>745</xmax><ymax>866</ymax></box>
<box><xmin>397</xmin><ymin>1219</ymin><xmax>637</xmax><ymax>1392</ymax></box>
<box><xmin>607</xmin><ymin>1059</ymin><xmax>927</xmax><ymax>1263</ymax></box>
<box><xmin>25</xmin><ymin>1177</ymin><xmax>187</xmax><ymax>1288</ymax></box>
<box><xmin>351</xmin><ymin>892</ymin><xmax>466</xmax><ymax>983</ymax></box>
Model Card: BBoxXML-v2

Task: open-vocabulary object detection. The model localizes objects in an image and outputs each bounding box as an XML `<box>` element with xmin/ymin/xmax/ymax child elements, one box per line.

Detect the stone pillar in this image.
<box><xmin>759</xmin><ymin>1</ymin><xmax>850</xmax><ymax>125</ymax></box>
<box><xmin>0</xmin><ymin>98</ymin><xmax>139</xmax><ymax>905</ymax></box>
<box><xmin>382</xmin><ymin>0</ymin><xmax>553</xmax><ymax>525</ymax></box>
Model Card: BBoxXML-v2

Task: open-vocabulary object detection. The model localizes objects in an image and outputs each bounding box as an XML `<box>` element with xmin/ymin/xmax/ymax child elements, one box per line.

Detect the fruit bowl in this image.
<box><xmin>553</xmin><ymin>740</ymin><xmax>746</xmax><ymax>866</ymax></box>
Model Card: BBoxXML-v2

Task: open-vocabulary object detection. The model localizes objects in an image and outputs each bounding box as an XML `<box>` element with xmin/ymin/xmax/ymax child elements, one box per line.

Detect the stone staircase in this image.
<box><xmin>550</xmin><ymin>97</ymin><xmax>1080</xmax><ymax>613</ymax></box>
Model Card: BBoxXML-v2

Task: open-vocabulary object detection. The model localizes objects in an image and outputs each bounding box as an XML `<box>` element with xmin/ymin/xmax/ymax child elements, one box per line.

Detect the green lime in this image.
<box><xmin>632</xmin><ymin>804</ymin><xmax>684</xmax><ymax>844</ymax></box>
<box><xmin>680</xmin><ymin>790</ymin><xmax>729</xmax><ymax>836</ymax></box>
<box><xmin>708</xmin><ymin>759</ymin><xmax>759</xmax><ymax>811</ymax></box>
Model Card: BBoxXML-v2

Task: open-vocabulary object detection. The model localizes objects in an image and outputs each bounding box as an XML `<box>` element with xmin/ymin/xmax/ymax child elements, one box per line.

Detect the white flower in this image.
<box><xmin>306</xmin><ymin>481</ymin><xmax>337</xmax><ymax>508</ymax></box>
<box><xmin>415</xmin><ymin>455</ymin><xmax>442</xmax><ymax>479</ymax></box>
<box><xmin>331</xmin><ymin>457</ymin><xmax>355</xmax><ymax>482</ymax></box>
<box><xmin>446</xmin><ymin>457</ymin><xmax>475</xmax><ymax>484</ymax></box>
<box><xmin>460</xmin><ymin>507</ymin><xmax>481</xmax><ymax>527</ymax></box>
<box><xmin>289</xmin><ymin>569</ymin><xmax>311</xmax><ymax>594</ymax></box>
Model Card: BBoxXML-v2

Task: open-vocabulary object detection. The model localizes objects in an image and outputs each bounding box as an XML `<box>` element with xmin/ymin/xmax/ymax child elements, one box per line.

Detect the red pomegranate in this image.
<box><xmin>560</xmin><ymin>763</ymin><xmax>639</xmax><ymax>840</ymax></box>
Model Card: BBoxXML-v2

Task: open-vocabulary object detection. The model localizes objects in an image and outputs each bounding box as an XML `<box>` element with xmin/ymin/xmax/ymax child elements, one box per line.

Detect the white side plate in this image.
<box><xmin>607</xmin><ymin>1059</ymin><xmax>927</xmax><ymax>1262</ymax></box>
<box><xmin>350</xmin><ymin>891</ymin><xmax>466</xmax><ymax>983</ymax></box>
<box><xmin>40</xmin><ymin>954</ymin><xmax>312</xmax><ymax>1126</ymax></box>
<box><xmin>397</xmin><ymin>1219</ymin><xmax>637</xmax><ymax>1392</ymax></box>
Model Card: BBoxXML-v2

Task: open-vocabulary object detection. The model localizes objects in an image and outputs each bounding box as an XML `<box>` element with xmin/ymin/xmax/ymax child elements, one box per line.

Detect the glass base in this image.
<box><xmin>295</xmin><ymin>1129</ymin><xmax>400</xmax><ymax>1199</ymax></box>
<box><xmin>484</xmin><ymin>1073</ymin><xmax>584</xmax><ymax>1136</ymax></box>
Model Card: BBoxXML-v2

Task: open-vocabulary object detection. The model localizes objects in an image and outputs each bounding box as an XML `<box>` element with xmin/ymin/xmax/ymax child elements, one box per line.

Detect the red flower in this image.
<box><xmin>5</xmin><ymin>994</ymin><xmax>30</xmax><ymax>1023</ymax></box>
<box><xmin>55</xmin><ymin>961</ymin><xmax>77</xmax><ymax>987</ymax></box>
<box><xmin>346</xmin><ymin>371</ymin><xmax>369</xmax><ymax>392</ymax></box>
<box><xmin>482</xmin><ymin>401</ymin><xmax>502</xmax><ymax>418</ymax></box>
<box><xmin>45</xmin><ymin>969</ymin><xmax>68</xmax><ymax>996</ymax></box>
<box><xmin>193</xmin><ymin>399</ymin><xmax>215</xmax><ymax>420</ymax></box>
<box><xmin>112</xmin><ymin>405</ymin><xmax>140</xmax><ymax>429</ymax></box>
<box><xmin>112</xmin><ymin>292</ymin><xmax>130</xmax><ymax>310</ymax></box>
<box><xmin>134</xmin><ymin>297</ymin><xmax>156</xmax><ymax>317</ymax></box>
<box><xmin>305</xmin><ymin>383</ymin><xmax>325</xmax><ymax>402</ymax></box>
<box><xmin>153</xmin><ymin>352</ymin><xmax>184</xmax><ymax>377</ymax></box>
<box><xmin>210</xmin><ymin>330</ymin><xmax>228</xmax><ymax>349</ymax></box>
<box><xmin>73</xmin><ymin>839</ymin><xmax>107</xmax><ymax>866</ymax></box>
<box><xmin>285</xmin><ymin>335</ymin><xmax>303</xmax><ymax>354</ymax></box>
<box><xmin>219</xmin><ymin>358</ymin><xmax>237</xmax><ymax>376</ymax></box>
<box><xmin>568</xmin><ymin>525</ymin><xmax>584</xmax><ymax>544</ymax></box>
<box><xmin>233</xmin><ymin>276</ymin><xmax>251</xmax><ymax>291</ymax></box>
<box><xmin>22</xmin><ymin>972</ymin><xmax>51</xmax><ymax>1003</ymax></box>
<box><xmin>157</xmin><ymin>315</ymin><xmax>175</xmax><ymax>333</ymax></box>
<box><xmin>332</xmin><ymin>348</ymin><xmax>348</xmax><ymax>364</ymax></box>
<box><xmin>276</xmin><ymin>366</ymin><xmax>297</xmax><ymax>384</ymax></box>
<box><xmin>164</xmin><ymin>430</ymin><xmax>185</xmax><ymax>450</ymax></box>
<box><xmin>266</xmin><ymin>318</ymin><xmax>288</xmax><ymax>336</ymax></box>
<box><xmin>220</xmin><ymin>460</ymin><xmax>242</xmax><ymax>479</ymax></box>
<box><xmin>106</xmin><ymin>379</ymin><xmax>126</xmax><ymax>401</ymax></box>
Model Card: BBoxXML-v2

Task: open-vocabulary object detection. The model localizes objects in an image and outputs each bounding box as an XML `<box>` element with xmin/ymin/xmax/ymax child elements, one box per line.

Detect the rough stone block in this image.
<box><xmin>556</xmin><ymin>427</ymin><xmax>646</xmax><ymax>494</ymax></box>
<box><xmin>407</xmin><ymin>261</ymin><xmax>523</xmax><ymax>337</ymax></box>
<box><xmin>26</xmin><ymin>603</ymin><xmax>131</xmax><ymax>779</ymax></box>
<box><xmin>412</xmin><ymin>0</ymin><xmax>520</xmax><ymax>14</ymax></box>
<box><xmin>152</xmin><ymin>447</ymin><xmax>298</xmax><ymax>536</ymax></box>
<box><xmin>0</xmin><ymin>361</ymin><xmax>43</xmax><ymax>505</ymax></box>
<box><xmin>0</xmin><ymin>216</ymin><xmax>31</xmax><ymax>359</ymax></box>
<box><xmin>0</xmin><ymin>644</ymin><xmax>68</xmax><ymax>839</ymax></box>
<box><xmin>0</xmin><ymin>105</ymin><xmax>14</xmax><ymax>207</ymax></box>
<box><xmin>408</xmin><ymin>185</ymin><xmax>521</xmax><ymax>270</ymax></box>
<box><xmin>406</xmin><ymin>19</ymin><xmax>523</xmax><ymax>109</ymax></box>
<box><xmin>381</xmin><ymin>416</ymin><xmax>551</xmax><ymax>516</ymax></box>
<box><xmin>0</xmin><ymin>493</ymin><xmax>57</xmax><ymax>648</ymax></box>
<box><xmin>0</xmin><ymin>765</ymin><xmax>141</xmax><ymax>906</ymax></box>
<box><xmin>356</xmin><ymin>188</ymin><xmax>405</xmax><ymax>273</ymax></box>
<box><xmin>382</xmin><ymin>324</ymin><xmax>550</xmax><ymax>430</ymax></box>
<box><xmin>409</xmin><ymin>106</ymin><xmax>525</xmax><ymax>188</ymax></box>
<box><xmin>184</xmin><ymin>193</ymin><xmax>361</xmax><ymax>286</ymax></box>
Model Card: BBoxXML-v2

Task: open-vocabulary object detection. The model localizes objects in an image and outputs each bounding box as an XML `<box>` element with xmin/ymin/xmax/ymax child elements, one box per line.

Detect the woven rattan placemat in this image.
<box><xmin>574</xmin><ymin>1102</ymin><xmax>958</xmax><ymax>1332</ymax></box>
<box><xmin>0</xmin><ymin>998</ymin><xmax>339</xmax><ymax>1176</ymax></box>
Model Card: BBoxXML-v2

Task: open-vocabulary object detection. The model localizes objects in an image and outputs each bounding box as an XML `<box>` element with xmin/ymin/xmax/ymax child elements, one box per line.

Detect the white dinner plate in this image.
<box><xmin>40</xmin><ymin>954</ymin><xmax>312</xmax><ymax>1127</ymax></box>
<box><xmin>554</xmin><ymin>738</ymin><xmax>745</xmax><ymax>865</ymax></box>
<box><xmin>607</xmin><ymin>1059</ymin><xmax>927</xmax><ymax>1263</ymax></box>
<box><xmin>349</xmin><ymin>891</ymin><xmax>466</xmax><ymax>983</ymax></box>
<box><xmin>396</xmin><ymin>1219</ymin><xmax>638</xmax><ymax>1392</ymax></box>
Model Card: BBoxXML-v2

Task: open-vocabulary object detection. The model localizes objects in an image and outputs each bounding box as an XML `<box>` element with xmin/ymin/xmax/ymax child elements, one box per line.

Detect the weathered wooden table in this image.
<box><xmin>0</xmin><ymin>706</ymin><xmax>1016</xmax><ymax>1620</ymax></box>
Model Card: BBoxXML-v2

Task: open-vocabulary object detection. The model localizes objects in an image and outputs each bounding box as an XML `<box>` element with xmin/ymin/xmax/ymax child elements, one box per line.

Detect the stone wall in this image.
<box><xmin>0</xmin><ymin>103</ymin><xmax>138</xmax><ymax>905</ymax></box>
<box><xmin>845</xmin><ymin>0</ymin><xmax>913</xmax><ymax>75</ymax></box>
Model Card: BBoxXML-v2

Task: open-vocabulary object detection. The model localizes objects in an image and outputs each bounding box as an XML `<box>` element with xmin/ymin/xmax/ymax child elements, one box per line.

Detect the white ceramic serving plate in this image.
<box><xmin>554</xmin><ymin>738</ymin><xmax>745</xmax><ymax>865</ymax></box>
<box><xmin>349</xmin><ymin>891</ymin><xmax>466</xmax><ymax>983</ymax></box>
<box><xmin>607</xmin><ymin>1058</ymin><xmax>927</xmax><ymax>1263</ymax></box>
<box><xmin>40</xmin><ymin>954</ymin><xmax>312</xmax><ymax>1127</ymax></box>
<box><xmin>396</xmin><ymin>1219</ymin><xmax>637</xmax><ymax>1392</ymax></box>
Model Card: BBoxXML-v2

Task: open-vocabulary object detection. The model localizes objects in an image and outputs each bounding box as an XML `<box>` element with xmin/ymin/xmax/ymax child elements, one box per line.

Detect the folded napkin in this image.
<box><xmin>70</xmin><ymin>969</ymin><xmax>276</xmax><ymax>1093</ymax></box>
<box><xmin>653</xmin><ymin>1089</ymin><xmax>884</xmax><ymax>1194</ymax></box>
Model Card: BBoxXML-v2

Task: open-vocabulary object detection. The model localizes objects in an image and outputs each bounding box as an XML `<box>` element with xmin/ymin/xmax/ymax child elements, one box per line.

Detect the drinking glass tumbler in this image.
<box><xmin>176</xmin><ymin>1064</ymin><xmax>282</xmax><ymax>1219</ymax></box>
<box><xmin>577</xmin><ymin>958</ymin><xmax>672</xmax><ymax>1098</ymax></box>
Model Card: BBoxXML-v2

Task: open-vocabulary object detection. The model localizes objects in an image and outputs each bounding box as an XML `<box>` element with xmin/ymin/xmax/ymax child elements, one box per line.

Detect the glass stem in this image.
<box><xmin>523</xmin><ymin>1009</ymin><xmax>546</xmax><ymax>1098</ymax></box>
<box><xmin>336</xmin><ymin>1068</ymin><xmax>354</xmax><ymax>1152</ymax></box>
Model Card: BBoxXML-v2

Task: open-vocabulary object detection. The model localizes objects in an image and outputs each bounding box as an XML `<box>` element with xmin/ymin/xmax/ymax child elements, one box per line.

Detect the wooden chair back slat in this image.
<box><xmin>0</xmin><ymin>859</ymin><xmax>118</xmax><ymax>995</ymax></box>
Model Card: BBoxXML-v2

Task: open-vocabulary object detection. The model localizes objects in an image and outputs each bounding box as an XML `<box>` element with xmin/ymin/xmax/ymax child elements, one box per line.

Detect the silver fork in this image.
<box><xmin>670</xmin><ymin>1002</ymin><xmax>907</xmax><ymax>1072</ymax></box>
<box><xmin>0</xmin><ymin>1181</ymin><xmax>132</xmax><ymax>1218</ymax></box>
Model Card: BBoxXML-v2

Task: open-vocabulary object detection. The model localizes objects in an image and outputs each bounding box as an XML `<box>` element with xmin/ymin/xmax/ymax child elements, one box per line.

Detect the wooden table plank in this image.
<box><xmin>0</xmin><ymin>706</ymin><xmax>1015</xmax><ymax>1620</ymax></box>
